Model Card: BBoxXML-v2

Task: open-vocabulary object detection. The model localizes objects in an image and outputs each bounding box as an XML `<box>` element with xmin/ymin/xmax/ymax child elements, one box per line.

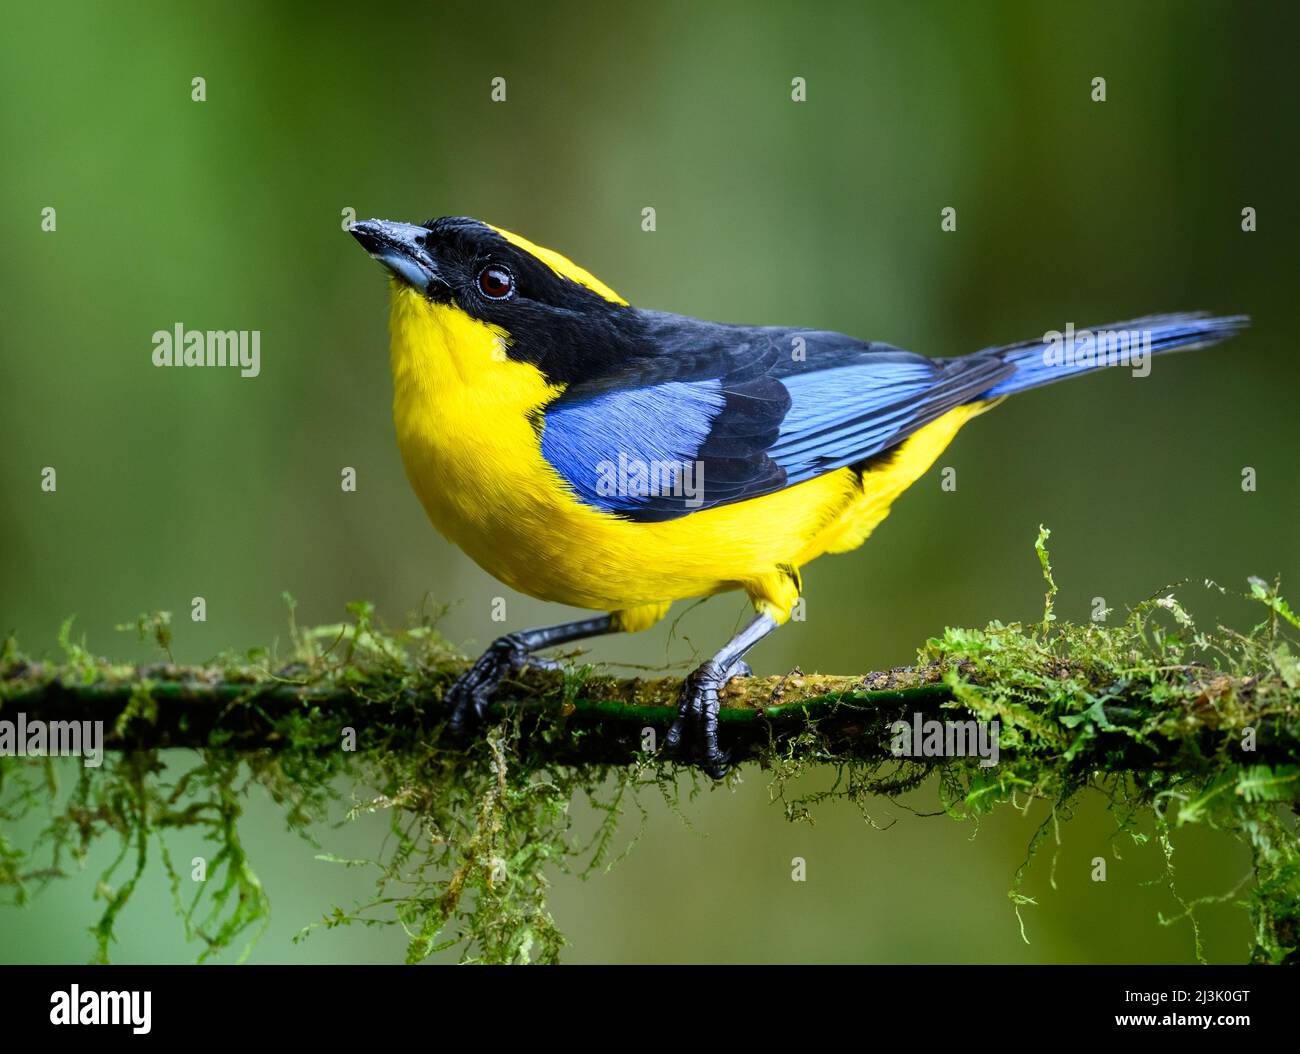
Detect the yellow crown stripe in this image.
<box><xmin>489</xmin><ymin>224</ymin><xmax>628</xmax><ymax>306</ymax></box>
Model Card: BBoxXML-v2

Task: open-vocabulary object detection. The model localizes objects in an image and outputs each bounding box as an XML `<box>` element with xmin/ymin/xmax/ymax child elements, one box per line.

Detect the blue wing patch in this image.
<box><xmin>539</xmin><ymin>329</ymin><xmax>1009</xmax><ymax>521</ymax></box>
<box><xmin>769</xmin><ymin>361</ymin><xmax>938</xmax><ymax>479</ymax></box>
<box><xmin>540</xmin><ymin>380</ymin><xmax>726</xmax><ymax>514</ymax></box>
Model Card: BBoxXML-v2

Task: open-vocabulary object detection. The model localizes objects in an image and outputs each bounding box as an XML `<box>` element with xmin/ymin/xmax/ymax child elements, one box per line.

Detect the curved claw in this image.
<box><xmin>444</xmin><ymin>634</ymin><xmax>529</xmax><ymax>736</ymax></box>
<box><xmin>664</xmin><ymin>660</ymin><xmax>732</xmax><ymax>778</ymax></box>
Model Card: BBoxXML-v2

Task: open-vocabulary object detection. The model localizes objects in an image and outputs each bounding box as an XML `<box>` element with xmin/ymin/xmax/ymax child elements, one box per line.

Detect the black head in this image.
<box><xmin>349</xmin><ymin>215</ymin><xmax>642</xmax><ymax>384</ymax></box>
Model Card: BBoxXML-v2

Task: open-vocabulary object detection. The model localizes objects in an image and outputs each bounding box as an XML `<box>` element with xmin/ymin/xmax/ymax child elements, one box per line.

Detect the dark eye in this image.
<box><xmin>477</xmin><ymin>265</ymin><xmax>514</xmax><ymax>300</ymax></box>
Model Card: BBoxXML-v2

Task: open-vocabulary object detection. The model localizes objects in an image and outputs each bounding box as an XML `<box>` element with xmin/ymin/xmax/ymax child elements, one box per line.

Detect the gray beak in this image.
<box><xmin>348</xmin><ymin>219</ymin><xmax>448</xmax><ymax>296</ymax></box>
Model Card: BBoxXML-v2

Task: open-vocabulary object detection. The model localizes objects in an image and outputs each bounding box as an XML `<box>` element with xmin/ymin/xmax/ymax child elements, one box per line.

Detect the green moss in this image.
<box><xmin>763</xmin><ymin>528</ymin><xmax>1300</xmax><ymax>963</ymax></box>
<box><xmin>0</xmin><ymin>529</ymin><xmax>1297</xmax><ymax>964</ymax></box>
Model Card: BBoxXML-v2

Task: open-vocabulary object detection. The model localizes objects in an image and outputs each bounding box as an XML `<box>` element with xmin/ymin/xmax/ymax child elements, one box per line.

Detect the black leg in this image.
<box><xmin>445</xmin><ymin>615</ymin><xmax>614</xmax><ymax>735</ymax></box>
<box><xmin>664</xmin><ymin>614</ymin><xmax>777</xmax><ymax>777</ymax></box>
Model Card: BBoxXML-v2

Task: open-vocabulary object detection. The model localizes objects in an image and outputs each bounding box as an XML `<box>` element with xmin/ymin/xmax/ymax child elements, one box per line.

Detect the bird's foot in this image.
<box><xmin>664</xmin><ymin>660</ymin><xmax>737</xmax><ymax>778</ymax></box>
<box><xmin>445</xmin><ymin>633</ymin><xmax>533</xmax><ymax>736</ymax></box>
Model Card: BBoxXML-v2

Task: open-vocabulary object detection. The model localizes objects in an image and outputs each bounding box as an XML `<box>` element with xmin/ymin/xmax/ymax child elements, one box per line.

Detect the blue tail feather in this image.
<box><xmin>977</xmin><ymin>312</ymin><xmax>1249</xmax><ymax>399</ymax></box>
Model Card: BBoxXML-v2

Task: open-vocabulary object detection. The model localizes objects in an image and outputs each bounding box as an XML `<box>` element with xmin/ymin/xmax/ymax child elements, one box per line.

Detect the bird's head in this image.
<box><xmin>349</xmin><ymin>215</ymin><xmax>636</xmax><ymax>386</ymax></box>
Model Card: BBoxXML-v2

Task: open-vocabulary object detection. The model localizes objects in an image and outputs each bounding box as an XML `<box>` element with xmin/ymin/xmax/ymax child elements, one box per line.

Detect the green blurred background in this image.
<box><xmin>2</xmin><ymin>0</ymin><xmax>1297</xmax><ymax>963</ymax></box>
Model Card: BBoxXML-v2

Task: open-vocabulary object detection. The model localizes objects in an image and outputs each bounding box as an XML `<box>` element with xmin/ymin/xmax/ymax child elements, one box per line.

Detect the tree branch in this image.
<box><xmin>1</xmin><ymin>655</ymin><xmax>1292</xmax><ymax>771</ymax></box>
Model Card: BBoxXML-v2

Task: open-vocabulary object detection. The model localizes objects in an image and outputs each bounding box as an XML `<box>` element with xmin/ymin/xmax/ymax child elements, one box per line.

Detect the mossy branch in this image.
<box><xmin>0</xmin><ymin>654</ymin><xmax>1294</xmax><ymax>772</ymax></box>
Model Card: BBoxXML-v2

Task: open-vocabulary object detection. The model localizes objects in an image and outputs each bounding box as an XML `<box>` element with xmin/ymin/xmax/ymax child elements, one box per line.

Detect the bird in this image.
<box><xmin>348</xmin><ymin>214</ymin><xmax>1247</xmax><ymax>776</ymax></box>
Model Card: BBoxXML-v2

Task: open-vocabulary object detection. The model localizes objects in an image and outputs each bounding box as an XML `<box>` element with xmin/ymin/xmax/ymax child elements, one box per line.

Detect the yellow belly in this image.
<box><xmin>387</xmin><ymin>286</ymin><xmax>989</xmax><ymax>626</ymax></box>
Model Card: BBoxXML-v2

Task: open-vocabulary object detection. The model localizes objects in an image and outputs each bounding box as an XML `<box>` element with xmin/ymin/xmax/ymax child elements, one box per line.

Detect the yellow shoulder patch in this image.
<box><xmin>489</xmin><ymin>224</ymin><xmax>628</xmax><ymax>305</ymax></box>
